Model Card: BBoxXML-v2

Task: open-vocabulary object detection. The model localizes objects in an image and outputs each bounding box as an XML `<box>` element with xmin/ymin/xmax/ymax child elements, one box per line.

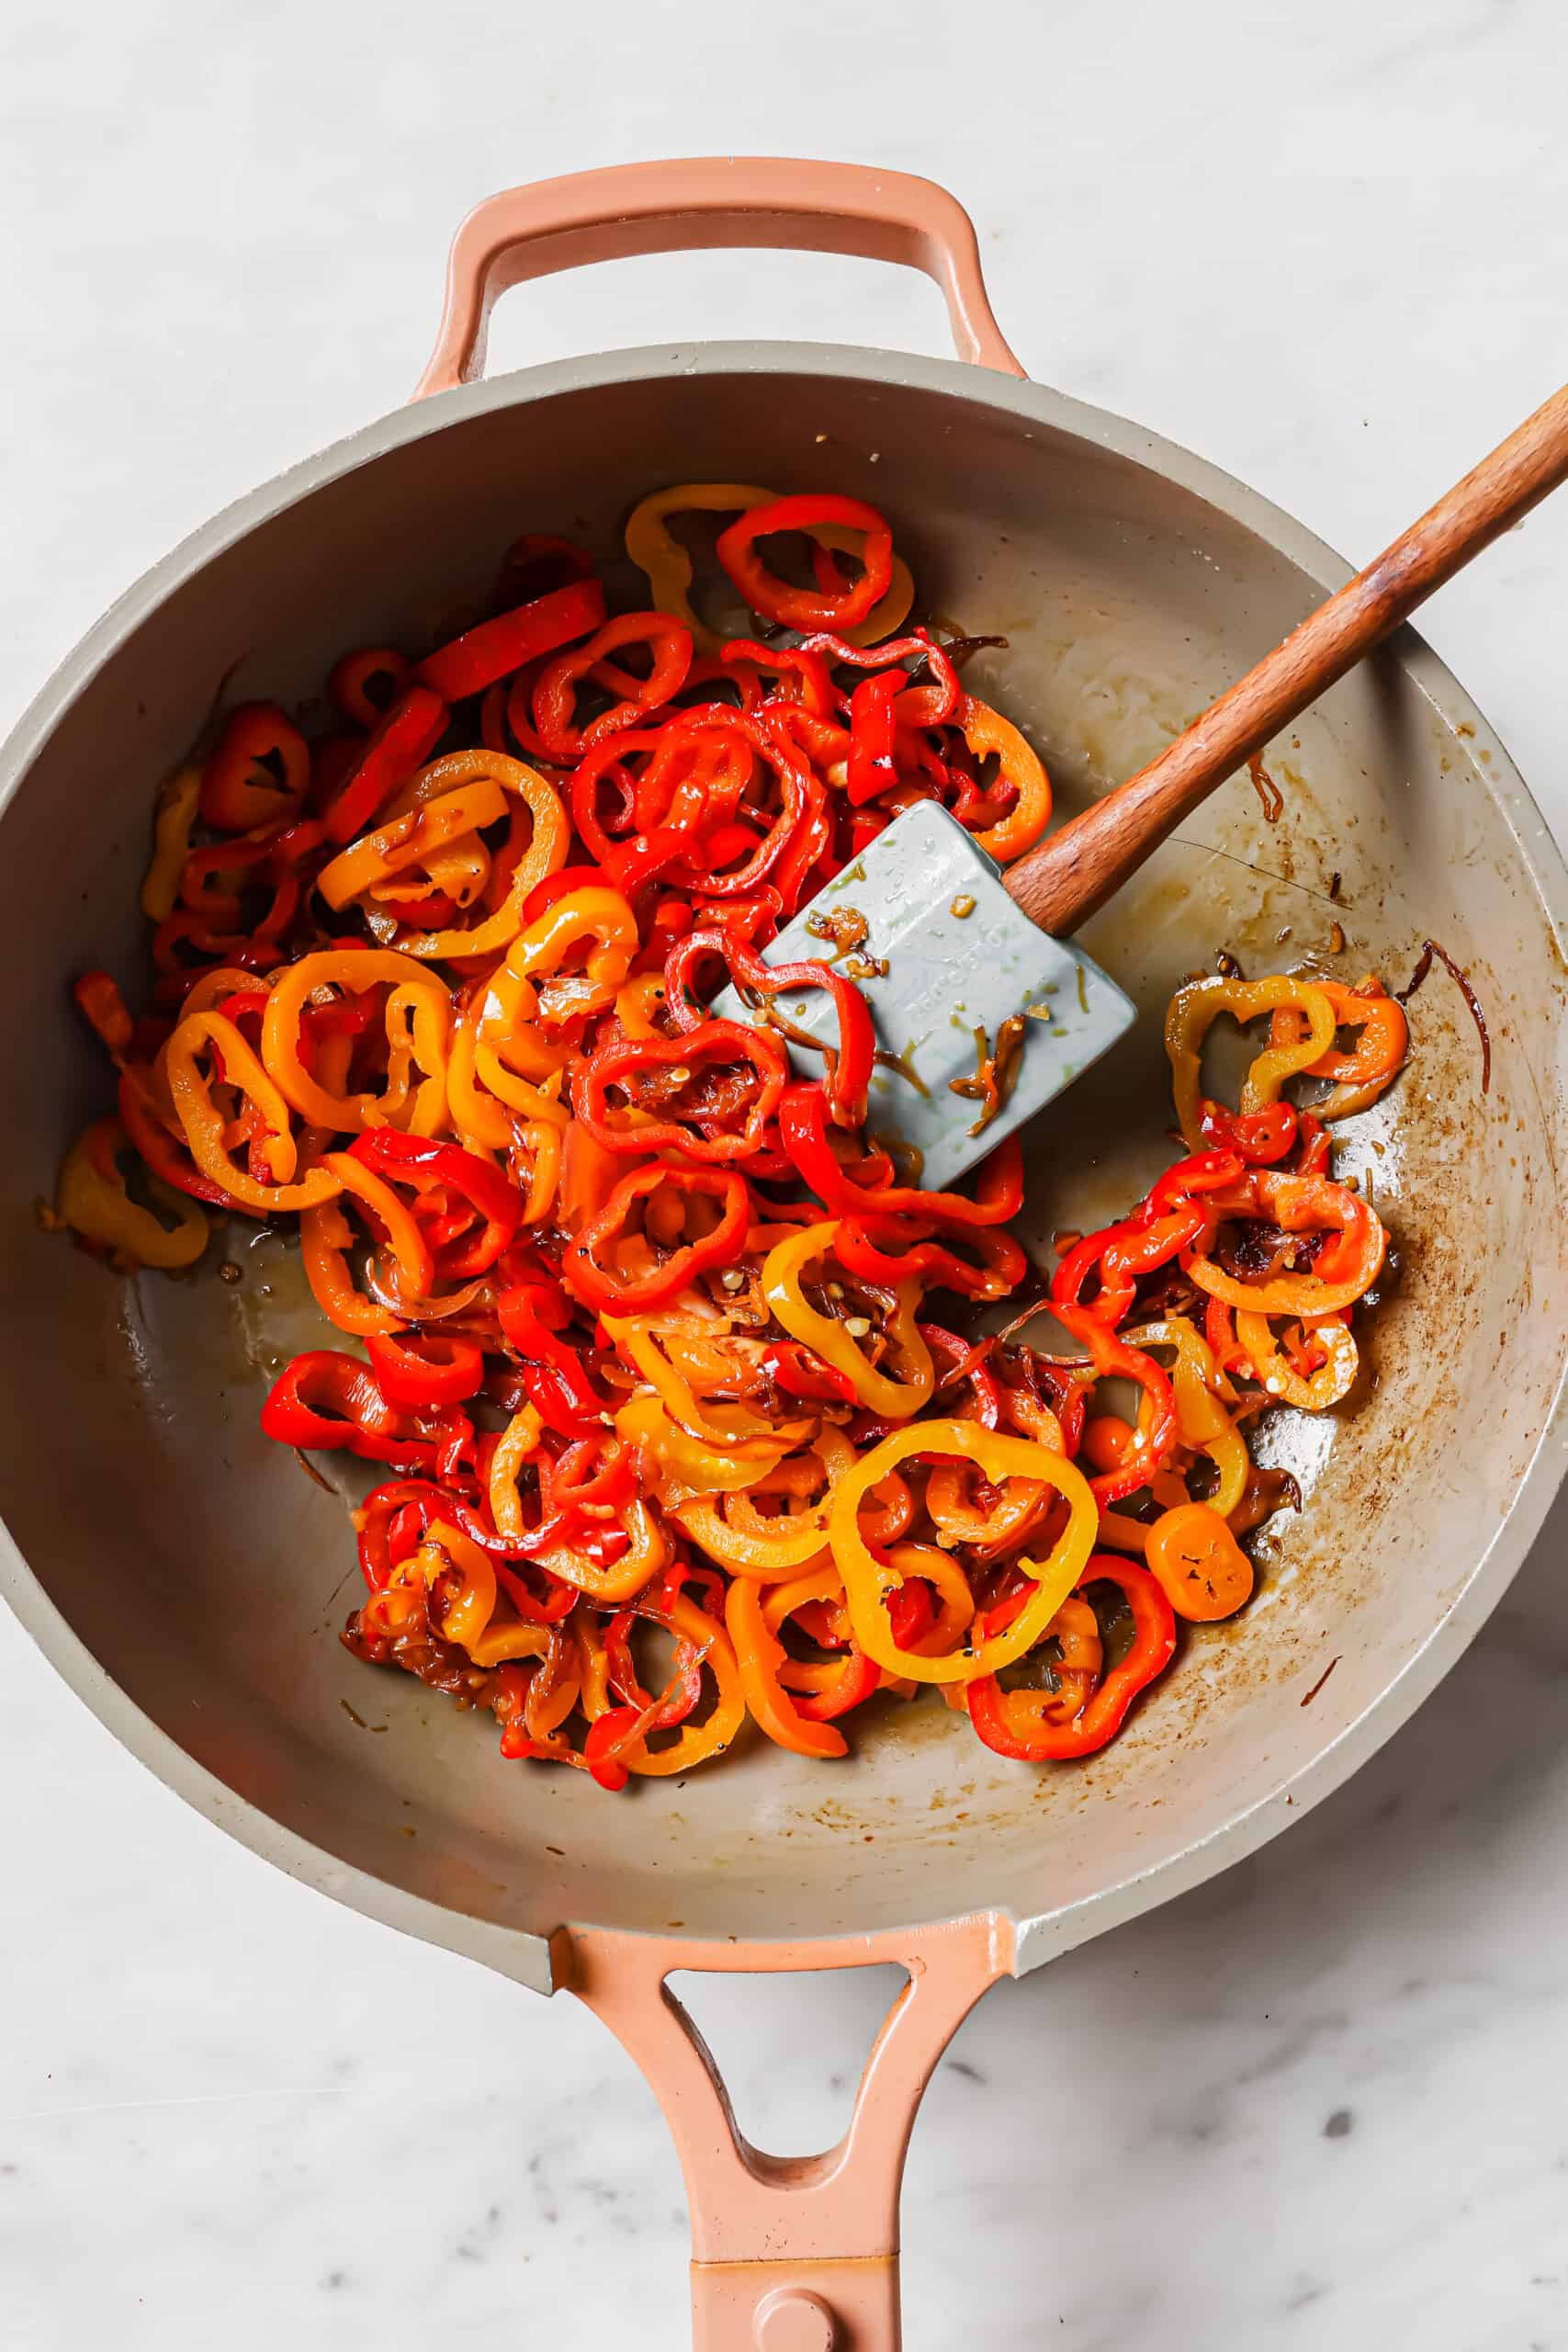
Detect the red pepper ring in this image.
<box><xmin>1051</xmin><ymin>1204</ymin><xmax>1212</xmax><ymax>1326</ymax></box>
<box><xmin>582</xmin><ymin>1705</ymin><xmax>642</xmax><ymax>1792</ymax></box>
<box><xmin>1198</xmin><ymin>1099</ymin><xmax>1299</xmax><ymax>1166</ymax></box>
<box><xmin>1054</xmin><ymin>1306</ymin><xmax>1179</xmax><ymax>1507</ymax></box>
<box><xmin>604</xmin><ymin>1604</ymin><xmax>704</xmax><ymax>1731</ymax></box>
<box><xmin>366</xmin><ymin>1329</ymin><xmax>486</xmax><ymax>1409</ymax></box>
<box><xmin>198</xmin><ymin>702</ymin><xmax>311</xmax><ymax>834</ymax></box>
<box><xmin>529</xmin><ymin>611</ymin><xmax>693</xmax><ymax>763</ymax></box>
<box><xmin>716</xmin><ymin>493</ymin><xmax>894</xmax><ymax>632</ymax></box>
<box><xmin>770</xmin><ymin>1586</ymin><xmax>883</xmax><ymax>1723</ymax></box>
<box><xmin>761</xmin><ymin>1340</ymin><xmax>858</xmax><ymax>1405</ymax></box>
<box><xmin>538</xmin><ymin>1432</ymin><xmax>637</xmax><ymax>1519</ymax></box>
<box><xmin>919</xmin><ymin>1322</ymin><xmax>1004</xmax><ymax>1427</ymax></box>
<box><xmin>778</xmin><ymin>1080</ymin><xmax>1022</xmax><ymax>1228</ymax></box>
<box><xmin>416</xmin><ymin>577</ymin><xmax>606</xmax><ymax>705</ymax></box>
<box><xmin>966</xmin><ymin>1555</ymin><xmax>1176</xmax><ymax>1760</ymax></box>
<box><xmin>790</xmin><ymin>628</ymin><xmax>962</xmax><ymax>726</ymax></box>
<box><xmin>845</xmin><ymin>670</ymin><xmax>904</xmax><ymax>807</ymax></box>
<box><xmin>353</xmin><ymin>1477</ymin><xmax>545</xmax><ymax>1593</ymax></box>
<box><xmin>646</xmin><ymin>707</ymin><xmax>815</xmax><ymax>903</ymax></box>
<box><xmin>566</xmin><ymin>730</ymin><xmax>665</xmax><ymax>867</ymax></box>
<box><xmin>496</xmin><ymin>1282</ymin><xmax>609</xmax><ymax>1441</ymax></box>
<box><xmin>260</xmin><ymin>1350</ymin><xmax>471</xmax><ymax>1474</ymax></box>
<box><xmin>572</xmin><ymin>1021</ymin><xmax>791</xmax><ymax>1163</ymax></box>
<box><xmin>322</xmin><ymin>684</ymin><xmax>449</xmax><ymax>845</ymax></box>
<box><xmin>347</xmin><ymin>1131</ymin><xmax>524</xmax><ymax>1277</ymax></box>
<box><xmin>561</xmin><ymin>1164</ymin><xmax>750</xmax><ymax>1313</ymax></box>
<box><xmin>328</xmin><ymin>648</ymin><xmax>412</xmax><ymax>731</ymax></box>
<box><xmin>836</xmin><ymin>1216</ymin><xmax>1028</xmax><ymax>1304</ymax></box>
<box><xmin>664</xmin><ymin>927</ymin><xmax>876</xmax><ymax>1130</ymax></box>
<box><xmin>1047</xmin><ymin>1152</ymin><xmax>1243</xmax><ymax>1323</ymax></box>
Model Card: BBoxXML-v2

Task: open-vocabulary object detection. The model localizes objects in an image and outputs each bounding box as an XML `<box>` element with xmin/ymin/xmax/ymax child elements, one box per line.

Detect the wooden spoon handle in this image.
<box><xmin>1004</xmin><ymin>381</ymin><xmax>1568</xmax><ymax>937</ymax></box>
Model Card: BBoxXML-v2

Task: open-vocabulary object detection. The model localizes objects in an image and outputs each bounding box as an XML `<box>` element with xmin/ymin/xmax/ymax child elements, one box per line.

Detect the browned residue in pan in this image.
<box><xmin>1300</xmin><ymin>1657</ymin><xmax>1341</xmax><ymax>1707</ymax></box>
<box><xmin>1247</xmin><ymin>753</ymin><xmax>1284</xmax><ymax>822</ymax></box>
<box><xmin>1398</xmin><ymin>937</ymin><xmax>1492</xmax><ymax>1093</ymax></box>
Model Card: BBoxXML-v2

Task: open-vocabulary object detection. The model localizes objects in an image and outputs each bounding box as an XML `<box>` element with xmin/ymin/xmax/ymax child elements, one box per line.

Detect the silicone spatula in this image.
<box><xmin>717</xmin><ymin>380</ymin><xmax>1568</xmax><ymax>1189</ymax></box>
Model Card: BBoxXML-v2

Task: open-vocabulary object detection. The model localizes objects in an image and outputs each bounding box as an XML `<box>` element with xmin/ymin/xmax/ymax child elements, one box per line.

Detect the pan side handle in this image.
<box><xmin>567</xmin><ymin>1914</ymin><xmax>1013</xmax><ymax>2351</ymax></box>
<box><xmin>412</xmin><ymin>157</ymin><xmax>1025</xmax><ymax>397</ymax></box>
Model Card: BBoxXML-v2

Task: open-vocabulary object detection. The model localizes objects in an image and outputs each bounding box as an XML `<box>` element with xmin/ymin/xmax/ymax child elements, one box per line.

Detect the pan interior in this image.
<box><xmin>2</xmin><ymin>356</ymin><xmax>1563</xmax><ymax>1953</ymax></box>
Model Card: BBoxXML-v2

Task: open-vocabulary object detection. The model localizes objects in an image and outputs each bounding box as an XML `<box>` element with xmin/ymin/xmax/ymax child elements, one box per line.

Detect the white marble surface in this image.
<box><xmin>5</xmin><ymin>3</ymin><xmax>1568</xmax><ymax>2345</ymax></box>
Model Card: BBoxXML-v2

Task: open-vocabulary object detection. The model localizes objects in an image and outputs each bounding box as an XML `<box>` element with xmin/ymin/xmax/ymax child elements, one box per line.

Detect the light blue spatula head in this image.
<box><xmin>712</xmin><ymin>799</ymin><xmax>1138</xmax><ymax>1193</ymax></box>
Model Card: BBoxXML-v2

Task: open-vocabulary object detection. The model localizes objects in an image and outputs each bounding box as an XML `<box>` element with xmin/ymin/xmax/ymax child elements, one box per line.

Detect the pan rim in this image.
<box><xmin>3</xmin><ymin>338</ymin><xmax>1565</xmax><ymax>1987</ymax></box>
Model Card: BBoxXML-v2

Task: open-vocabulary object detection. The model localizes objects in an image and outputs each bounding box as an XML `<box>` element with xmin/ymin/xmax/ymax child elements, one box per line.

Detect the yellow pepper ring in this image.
<box><xmin>1165</xmin><ymin>974</ymin><xmax>1338</xmax><ymax>1148</ymax></box>
<box><xmin>672</xmin><ymin>1486</ymin><xmax>832</xmax><ymax>1579</ymax></box>
<box><xmin>828</xmin><ymin>1419</ymin><xmax>1097</xmax><ymax>1685</ymax></box>
<box><xmin>316</xmin><ymin>778</ymin><xmax>509</xmax><ymax>911</ymax></box>
<box><xmin>615</xmin><ymin>1392</ymin><xmax>799</xmax><ymax>1498</ymax></box>
<box><xmin>625</xmin><ymin>481</ymin><xmax>914</xmax><ymax>654</ymax></box>
<box><xmin>762</xmin><ymin>1563</ymin><xmax>852</xmax><ymax>1691</ymax></box>
<box><xmin>1122</xmin><ymin>1317</ymin><xmax>1248</xmax><ymax>1518</ymax></box>
<box><xmin>261</xmin><ymin>949</ymin><xmax>450</xmax><ymax>1135</ymax></box>
<box><xmin>488</xmin><ymin>1406</ymin><xmax>685</xmax><ymax>1610</ymax></box>
<box><xmin>168</xmin><ymin>967</ymin><xmax>270</xmax><ymax>1023</ymax></box>
<box><xmin>488</xmin><ymin>1403</ymin><xmax>545</xmax><ymax>1531</ymax></box>
<box><xmin>392</xmin><ymin>752</ymin><xmax>570</xmax><ymax>962</ymax></box>
<box><xmin>503</xmin><ymin>885</ymin><xmax>638</xmax><ymax>989</ymax></box>
<box><xmin>140</xmin><ymin>764</ymin><xmax>202</xmax><ymax>923</ymax></box>
<box><xmin>165</xmin><ymin>1011</ymin><xmax>343</xmax><ymax>1213</ymax></box>
<box><xmin>613</xmin><ymin>972</ymin><xmax>668</xmax><ymax>1039</ymax></box>
<box><xmin>408</xmin><ymin>1521</ymin><xmax>555</xmax><ymax>1668</ymax></box>
<box><xmin>471</xmin><ymin>888</ymin><xmax>639</xmax><ymax>1117</ymax></box>
<box><xmin>446</xmin><ymin>993</ymin><xmax>519</xmax><ymax>1150</ymax></box>
<box><xmin>517</xmin><ymin>1118</ymin><xmax>564</xmax><ymax>1225</ymax></box>
<box><xmin>56</xmin><ymin>1115</ymin><xmax>210</xmax><ymax>1270</ymax></box>
<box><xmin>604</xmin><ymin>1316</ymin><xmax>793</xmax><ymax>1450</ymax></box>
<box><xmin>761</xmin><ymin>1219</ymin><xmax>933</xmax><ymax>1421</ymax></box>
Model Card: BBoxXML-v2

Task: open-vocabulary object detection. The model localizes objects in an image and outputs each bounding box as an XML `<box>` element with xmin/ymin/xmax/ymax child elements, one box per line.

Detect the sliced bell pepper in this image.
<box><xmin>572</xmin><ymin>1020</ymin><xmax>790</xmax><ymax>1162</ymax></box>
<box><xmin>967</xmin><ymin>1556</ymin><xmax>1175</xmax><ymax>1759</ymax></box>
<box><xmin>366</xmin><ymin>1329</ymin><xmax>486</xmax><ymax>1408</ymax></box>
<box><xmin>665</xmin><ymin>926</ymin><xmax>876</xmax><ymax>1129</ymax></box>
<box><xmin>328</xmin><ymin>647</ymin><xmax>411</xmax><ymax>729</ymax></box>
<box><xmin>347</xmin><ymin>1129</ymin><xmax>523</xmax><ymax>1276</ymax></box>
<box><xmin>416</xmin><ymin>577</ymin><xmax>605</xmax><ymax>704</ymax></box>
<box><xmin>724</xmin><ymin>1574</ymin><xmax>849</xmax><ymax>1759</ymax></box>
<box><xmin>55</xmin><ymin>1115</ymin><xmax>210</xmax><ymax>1269</ymax></box>
<box><xmin>261</xmin><ymin>1349</ymin><xmax>470</xmax><ymax>1473</ymax></box>
<box><xmin>716</xmin><ymin>493</ymin><xmax>894</xmax><ymax>632</ymax></box>
<box><xmin>827</xmin><ymin>1419</ymin><xmax>1096</xmax><ymax>1685</ymax></box>
<box><xmin>761</xmin><ymin>1219</ymin><xmax>933</xmax><ymax>1421</ymax></box>
<box><xmin>779</xmin><ymin>1080</ymin><xmax>1022</xmax><ymax>1228</ymax></box>
<box><xmin>199</xmin><ymin>703</ymin><xmax>310</xmax><ymax>833</ymax></box>
<box><xmin>561</xmin><ymin>1164</ymin><xmax>750</xmax><ymax>1313</ymax></box>
<box><xmin>322</xmin><ymin>684</ymin><xmax>449</xmax><ymax>844</ymax></box>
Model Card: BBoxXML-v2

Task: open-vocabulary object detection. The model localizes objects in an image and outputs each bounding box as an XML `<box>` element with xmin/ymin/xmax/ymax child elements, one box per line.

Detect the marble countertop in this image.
<box><xmin>5</xmin><ymin>4</ymin><xmax>1568</xmax><ymax>2345</ymax></box>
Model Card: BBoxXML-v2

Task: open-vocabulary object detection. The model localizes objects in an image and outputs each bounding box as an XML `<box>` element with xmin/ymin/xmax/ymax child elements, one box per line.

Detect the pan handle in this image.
<box><xmin>568</xmin><ymin>1913</ymin><xmax>1013</xmax><ymax>2350</ymax></box>
<box><xmin>412</xmin><ymin>157</ymin><xmax>1025</xmax><ymax>397</ymax></box>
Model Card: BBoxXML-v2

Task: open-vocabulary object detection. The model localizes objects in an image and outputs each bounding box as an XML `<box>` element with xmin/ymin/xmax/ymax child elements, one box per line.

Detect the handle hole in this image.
<box><xmin>480</xmin><ymin>248</ymin><xmax>954</xmax><ymax>379</ymax></box>
<box><xmin>666</xmin><ymin>1963</ymin><xmax>908</xmax><ymax>2161</ymax></box>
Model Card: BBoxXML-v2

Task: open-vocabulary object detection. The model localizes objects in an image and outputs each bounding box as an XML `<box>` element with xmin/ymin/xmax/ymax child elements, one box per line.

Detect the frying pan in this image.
<box><xmin>4</xmin><ymin>157</ymin><xmax>1566</xmax><ymax>2351</ymax></box>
